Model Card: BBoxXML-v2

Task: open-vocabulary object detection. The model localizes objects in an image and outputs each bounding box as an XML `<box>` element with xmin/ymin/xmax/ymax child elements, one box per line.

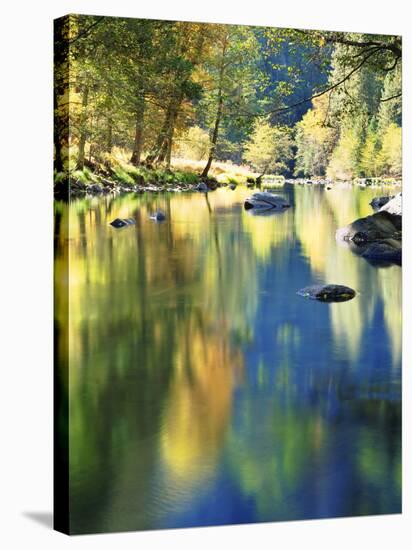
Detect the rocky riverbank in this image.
<box><xmin>53</xmin><ymin>160</ymin><xmax>402</xmax><ymax>201</ymax></box>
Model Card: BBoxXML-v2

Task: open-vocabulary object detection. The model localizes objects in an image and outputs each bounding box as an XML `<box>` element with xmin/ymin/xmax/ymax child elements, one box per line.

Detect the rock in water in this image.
<box><xmin>370</xmin><ymin>195</ymin><xmax>392</xmax><ymax>211</ymax></box>
<box><xmin>336</xmin><ymin>210</ymin><xmax>402</xmax><ymax>265</ymax></box>
<box><xmin>110</xmin><ymin>218</ymin><xmax>136</xmax><ymax>228</ymax></box>
<box><xmin>336</xmin><ymin>211</ymin><xmax>401</xmax><ymax>242</ymax></box>
<box><xmin>379</xmin><ymin>192</ymin><xmax>402</xmax><ymax>216</ymax></box>
<box><xmin>149</xmin><ymin>211</ymin><xmax>166</xmax><ymax>222</ymax></box>
<box><xmin>244</xmin><ymin>192</ymin><xmax>291</xmax><ymax>211</ymax></box>
<box><xmin>297</xmin><ymin>284</ymin><xmax>356</xmax><ymax>303</ymax></box>
<box><xmin>196</xmin><ymin>182</ymin><xmax>208</xmax><ymax>192</ymax></box>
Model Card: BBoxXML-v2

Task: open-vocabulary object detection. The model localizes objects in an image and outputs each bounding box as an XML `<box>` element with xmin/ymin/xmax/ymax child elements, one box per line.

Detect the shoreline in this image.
<box><xmin>54</xmin><ymin>168</ymin><xmax>402</xmax><ymax>201</ymax></box>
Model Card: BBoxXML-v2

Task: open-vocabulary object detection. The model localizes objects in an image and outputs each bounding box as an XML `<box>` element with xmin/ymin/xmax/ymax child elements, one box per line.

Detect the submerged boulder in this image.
<box><xmin>110</xmin><ymin>218</ymin><xmax>136</xmax><ymax>228</ymax></box>
<box><xmin>149</xmin><ymin>210</ymin><xmax>166</xmax><ymax>222</ymax></box>
<box><xmin>297</xmin><ymin>284</ymin><xmax>356</xmax><ymax>303</ymax></box>
<box><xmin>336</xmin><ymin>210</ymin><xmax>402</xmax><ymax>265</ymax></box>
<box><xmin>244</xmin><ymin>192</ymin><xmax>291</xmax><ymax>211</ymax></box>
<box><xmin>358</xmin><ymin>239</ymin><xmax>401</xmax><ymax>264</ymax></box>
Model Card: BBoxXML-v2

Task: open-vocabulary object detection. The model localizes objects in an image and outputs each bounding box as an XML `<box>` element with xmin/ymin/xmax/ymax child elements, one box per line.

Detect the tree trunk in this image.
<box><xmin>256</xmin><ymin>163</ymin><xmax>270</xmax><ymax>185</ymax></box>
<box><xmin>201</xmin><ymin>93</ymin><xmax>223</xmax><ymax>178</ymax></box>
<box><xmin>130</xmin><ymin>98</ymin><xmax>145</xmax><ymax>166</ymax></box>
<box><xmin>161</xmin><ymin>104</ymin><xmax>179</xmax><ymax>168</ymax></box>
<box><xmin>76</xmin><ymin>85</ymin><xmax>89</xmax><ymax>170</ymax></box>
<box><xmin>155</xmin><ymin>98</ymin><xmax>180</xmax><ymax>165</ymax></box>
<box><xmin>106</xmin><ymin>118</ymin><xmax>113</xmax><ymax>154</ymax></box>
<box><xmin>146</xmin><ymin>104</ymin><xmax>171</xmax><ymax>164</ymax></box>
<box><xmin>148</xmin><ymin>33</ymin><xmax>207</xmax><ymax>167</ymax></box>
<box><xmin>53</xmin><ymin>87</ymin><xmax>64</xmax><ymax>173</ymax></box>
<box><xmin>201</xmin><ymin>36</ymin><xmax>228</xmax><ymax>179</ymax></box>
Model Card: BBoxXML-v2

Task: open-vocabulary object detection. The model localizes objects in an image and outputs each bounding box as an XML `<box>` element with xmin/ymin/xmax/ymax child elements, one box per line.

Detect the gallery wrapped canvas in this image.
<box><xmin>54</xmin><ymin>14</ymin><xmax>402</xmax><ymax>535</ymax></box>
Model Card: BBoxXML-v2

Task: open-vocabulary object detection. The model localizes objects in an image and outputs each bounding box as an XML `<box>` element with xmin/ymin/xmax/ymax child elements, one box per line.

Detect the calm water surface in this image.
<box><xmin>55</xmin><ymin>184</ymin><xmax>401</xmax><ymax>534</ymax></box>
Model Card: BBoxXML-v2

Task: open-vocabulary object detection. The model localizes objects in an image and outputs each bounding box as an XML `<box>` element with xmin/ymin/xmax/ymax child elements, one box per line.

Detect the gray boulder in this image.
<box><xmin>336</xmin><ymin>210</ymin><xmax>401</xmax><ymax>265</ymax></box>
<box><xmin>297</xmin><ymin>284</ymin><xmax>356</xmax><ymax>303</ymax></box>
<box><xmin>336</xmin><ymin>211</ymin><xmax>401</xmax><ymax>243</ymax></box>
<box><xmin>244</xmin><ymin>192</ymin><xmax>291</xmax><ymax>211</ymax></box>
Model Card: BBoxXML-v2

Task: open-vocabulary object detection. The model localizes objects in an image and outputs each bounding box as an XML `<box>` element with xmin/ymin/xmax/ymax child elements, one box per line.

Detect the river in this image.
<box><xmin>54</xmin><ymin>184</ymin><xmax>401</xmax><ymax>534</ymax></box>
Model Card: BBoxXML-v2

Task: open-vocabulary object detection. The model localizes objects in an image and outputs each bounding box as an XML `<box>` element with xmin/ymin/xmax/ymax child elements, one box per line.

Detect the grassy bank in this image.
<box><xmin>54</xmin><ymin>147</ymin><xmax>262</xmax><ymax>199</ymax></box>
<box><xmin>54</xmin><ymin>147</ymin><xmax>400</xmax><ymax>200</ymax></box>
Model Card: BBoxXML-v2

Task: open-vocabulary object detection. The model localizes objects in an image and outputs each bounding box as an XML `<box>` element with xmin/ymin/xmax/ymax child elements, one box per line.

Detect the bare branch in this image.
<box><xmin>260</xmin><ymin>47</ymin><xmax>384</xmax><ymax>118</ymax></box>
<box><xmin>380</xmin><ymin>92</ymin><xmax>402</xmax><ymax>103</ymax></box>
<box><xmin>69</xmin><ymin>17</ymin><xmax>105</xmax><ymax>45</ymax></box>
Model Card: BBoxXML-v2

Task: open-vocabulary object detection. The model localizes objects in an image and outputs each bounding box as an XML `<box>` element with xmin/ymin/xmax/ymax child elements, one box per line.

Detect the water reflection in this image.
<box><xmin>54</xmin><ymin>184</ymin><xmax>401</xmax><ymax>534</ymax></box>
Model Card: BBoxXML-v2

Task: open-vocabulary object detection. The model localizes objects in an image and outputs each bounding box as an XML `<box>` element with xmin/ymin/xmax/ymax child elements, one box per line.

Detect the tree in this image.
<box><xmin>327</xmin><ymin>126</ymin><xmax>362</xmax><ymax>180</ymax></box>
<box><xmin>243</xmin><ymin>120</ymin><xmax>293</xmax><ymax>176</ymax></box>
<box><xmin>294</xmin><ymin>95</ymin><xmax>337</xmax><ymax>177</ymax></box>
<box><xmin>176</xmin><ymin>126</ymin><xmax>211</xmax><ymax>161</ymax></box>
<box><xmin>199</xmin><ymin>25</ymin><xmax>262</xmax><ymax>177</ymax></box>
<box><xmin>55</xmin><ymin>15</ymin><xmax>402</xmax><ymax>186</ymax></box>
<box><xmin>377</xmin><ymin>124</ymin><xmax>402</xmax><ymax>176</ymax></box>
<box><xmin>359</xmin><ymin>126</ymin><xmax>380</xmax><ymax>177</ymax></box>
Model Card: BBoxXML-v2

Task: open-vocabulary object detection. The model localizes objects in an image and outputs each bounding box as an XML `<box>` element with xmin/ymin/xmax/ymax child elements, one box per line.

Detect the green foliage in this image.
<box><xmin>55</xmin><ymin>15</ymin><xmax>402</xmax><ymax>185</ymax></box>
<box><xmin>359</xmin><ymin>128</ymin><xmax>381</xmax><ymax>177</ymax></box>
<box><xmin>243</xmin><ymin>121</ymin><xmax>293</xmax><ymax>175</ymax></box>
<box><xmin>294</xmin><ymin>96</ymin><xmax>337</xmax><ymax>177</ymax></box>
<box><xmin>176</xmin><ymin>126</ymin><xmax>211</xmax><ymax>161</ymax></box>
<box><xmin>54</xmin><ymin>171</ymin><xmax>66</xmax><ymax>184</ymax></box>
<box><xmin>112</xmin><ymin>166</ymin><xmax>135</xmax><ymax>186</ymax></box>
<box><xmin>71</xmin><ymin>168</ymin><xmax>96</xmax><ymax>184</ymax></box>
<box><xmin>327</xmin><ymin>127</ymin><xmax>362</xmax><ymax>180</ymax></box>
<box><xmin>174</xmin><ymin>171</ymin><xmax>199</xmax><ymax>184</ymax></box>
<box><xmin>377</xmin><ymin>124</ymin><xmax>402</xmax><ymax>176</ymax></box>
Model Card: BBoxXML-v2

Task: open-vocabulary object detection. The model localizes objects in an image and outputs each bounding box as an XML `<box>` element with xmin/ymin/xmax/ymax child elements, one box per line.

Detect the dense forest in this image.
<box><xmin>54</xmin><ymin>15</ymin><xmax>402</xmax><ymax>192</ymax></box>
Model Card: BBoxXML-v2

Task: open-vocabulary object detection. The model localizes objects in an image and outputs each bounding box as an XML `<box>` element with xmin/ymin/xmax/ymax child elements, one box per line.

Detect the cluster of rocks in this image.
<box><xmin>354</xmin><ymin>177</ymin><xmax>402</xmax><ymax>188</ymax></box>
<box><xmin>242</xmin><ymin>192</ymin><xmax>357</xmax><ymax>302</ymax></box>
<box><xmin>110</xmin><ymin>211</ymin><xmax>167</xmax><ymax>228</ymax></box>
<box><xmin>63</xmin><ymin>175</ymin><xmax>232</xmax><ymax>199</ymax></box>
<box><xmin>282</xmin><ymin>177</ymin><xmax>402</xmax><ymax>189</ymax></box>
<box><xmin>336</xmin><ymin>193</ymin><xmax>402</xmax><ymax>265</ymax></box>
<box><xmin>286</xmin><ymin>178</ymin><xmax>332</xmax><ymax>186</ymax></box>
<box><xmin>69</xmin><ymin>173</ymin><xmax>402</xmax><ymax>304</ymax></box>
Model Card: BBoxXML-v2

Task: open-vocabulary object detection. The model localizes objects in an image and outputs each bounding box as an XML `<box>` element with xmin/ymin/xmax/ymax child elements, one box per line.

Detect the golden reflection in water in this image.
<box><xmin>161</xmin><ymin>318</ymin><xmax>243</xmax><ymax>485</ymax></box>
<box><xmin>242</xmin><ymin>209</ymin><xmax>294</xmax><ymax>262</ymax></box>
